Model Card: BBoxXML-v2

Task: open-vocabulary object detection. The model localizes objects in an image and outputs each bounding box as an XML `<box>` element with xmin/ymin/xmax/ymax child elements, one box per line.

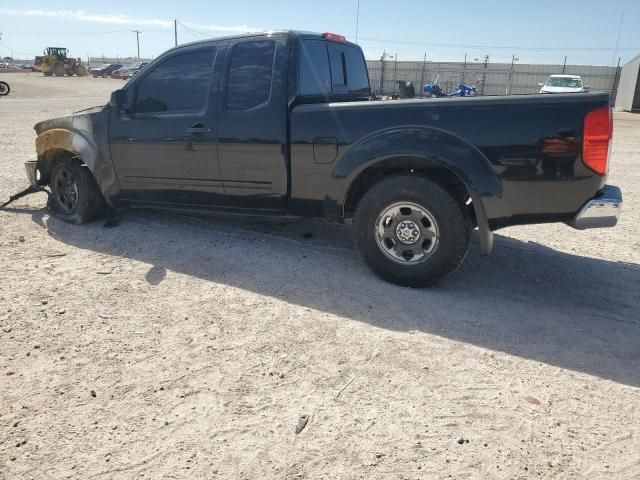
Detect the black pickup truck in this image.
<box><xmin>26</xmin><ymin>31</ymin><xmax>622</xmax><ymax>286</ymax></box>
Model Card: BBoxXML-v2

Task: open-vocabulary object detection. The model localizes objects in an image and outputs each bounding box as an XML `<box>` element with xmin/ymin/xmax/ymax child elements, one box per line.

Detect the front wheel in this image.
<box><xmin>353</xmin><ymin>175</ymin><xmax>471</xmax><ymax>287</ymax></box>
<box><xmin>0</xmin><ymin>81</ymin><xmax>9</xmax><ymax>96</ymax></box>
<box><xmin>74</xmin><ymin>65</ymin><xmax>88</xmax><ymax>77</ymax></box>
<box><xmin>48</xmin><ymin>157</ymin><xmax>105</xmax><ymax>224</ymax></box>
<box><xmin>53</xmin><ymin>63</ymin><xmax>66</xmax><ymax>77</ymax></box>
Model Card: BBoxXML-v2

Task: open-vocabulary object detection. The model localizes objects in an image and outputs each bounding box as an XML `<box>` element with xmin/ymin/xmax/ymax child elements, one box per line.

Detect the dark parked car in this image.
<box><xmin>25</xmin><ymin>31</ymin><xmax>622</xmax><ymax>286</ymax></box>
<box><xmin>122</xmin><ymin>62</ymin><xmax>149</xmax><ymax>80</ymax></box>
<box><xmin>90</xmin><ymin>63</ymin><xmax>123</xmax><ymax>78</ymax></box>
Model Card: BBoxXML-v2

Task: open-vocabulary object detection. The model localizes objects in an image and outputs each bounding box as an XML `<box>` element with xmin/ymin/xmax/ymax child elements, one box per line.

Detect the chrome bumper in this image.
<box><xmin>570</xmin><ymin>185</ymin><xmax>622</xmax><ymax>230</ymax></box>
<box><xmin>24</xmin><ymin>160</ymin><xmax>38</xmax><ymax>187</ymax></box>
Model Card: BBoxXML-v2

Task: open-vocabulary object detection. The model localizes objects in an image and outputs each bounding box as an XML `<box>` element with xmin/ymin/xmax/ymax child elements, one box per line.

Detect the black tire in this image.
<box><xmin>48</xmin><ymin>157</ymin><xmax>105</xmax><ymax>224</ymax></box>
<box><xmin>353</xmin><ymin>175</ymin><xmax>471</xmax><ymax>287</ymax></box>
<box><xmin>0</xmin><ymin>81</ymin><xmax>9</xmax><ymax>96</ymax></box>
<box><xmin>53</xmin><ymin>63</ymin><xmax>66</xmax><ymax>77</ymax></box>
<box><xmin>44</xmin><ymin>71</ymin><xmax>53</xmax><ymax>77</ymax></box>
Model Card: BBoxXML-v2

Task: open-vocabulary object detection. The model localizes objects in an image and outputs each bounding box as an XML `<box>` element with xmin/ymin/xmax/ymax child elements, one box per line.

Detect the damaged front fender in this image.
<box><xmin>33</xmin><ymin>107</ymin><xmax>121</xmax><ymax>206</ymax></box>
<box><xmin>35</xmin><ymin>128</ymin><xmax>97</xmax><ymax>176</ymax></box>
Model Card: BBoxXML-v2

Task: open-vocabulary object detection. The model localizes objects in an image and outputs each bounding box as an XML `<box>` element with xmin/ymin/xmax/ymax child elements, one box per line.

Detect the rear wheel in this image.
<box><xmin>48</xmin><ymin>158</ymin><xmax>105</xmax><ymax>224</ymax></box>
<box><xmin>53</xmin><ymin>63</ymin><xmax>66</xmax><ymax>77</ymax></box>
<box><xmin>43</xmin><ymin>71</ymin><xmax>53</xmax><ymax>77</ymax></box>
<box><xmin>353</xmin><ymin>175</ymin><xmax>471</xmax><ymax>287</ymax></box>
<box><xmin>0</xmin><ymin>81</ymin><xmax>9</xmax><ymax>96</ymax></box>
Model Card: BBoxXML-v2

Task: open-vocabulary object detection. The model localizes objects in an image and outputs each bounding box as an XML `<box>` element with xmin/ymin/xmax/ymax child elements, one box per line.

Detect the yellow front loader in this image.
<box><xmin>33</xmin><ymin>47</ymin><xmax>88</xmax><ymax>77</ymax></box>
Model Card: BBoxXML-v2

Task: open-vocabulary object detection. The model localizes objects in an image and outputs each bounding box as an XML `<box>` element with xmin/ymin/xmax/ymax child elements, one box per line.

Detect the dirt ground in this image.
<box><xmin>1</xmin><ymin>73</ymin><xmax>639</xmax><ymax>480</ymax></box>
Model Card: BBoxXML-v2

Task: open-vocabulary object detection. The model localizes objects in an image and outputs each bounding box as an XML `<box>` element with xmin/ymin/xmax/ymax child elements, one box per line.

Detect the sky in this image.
<box><xmin>0</xmin><ymin>0</ymin><xmax>639</xmax><ymax>66</ymax></box>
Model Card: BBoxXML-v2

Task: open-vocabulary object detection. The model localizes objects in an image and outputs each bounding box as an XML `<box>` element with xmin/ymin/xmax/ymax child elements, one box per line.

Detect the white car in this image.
<box><xmin>538</xmin><ymin>75</ymin><xmax>589</xmax><ymax>94</ymax></box>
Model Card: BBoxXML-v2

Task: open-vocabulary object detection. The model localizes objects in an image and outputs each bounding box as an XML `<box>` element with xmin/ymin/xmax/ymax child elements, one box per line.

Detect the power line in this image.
<box><xmin>177</xmin><ymin>21</ymin><xmax>213</xmax><ymax>40</ymax></box>
<box><xmin>0</xmin><ymin>40</ymin><xmax>39</xmax><ymax>56</ymax></box>
<box><xmin>358</xmin><ymin>36</ymin><xmax>640</xmax><ymax>52</ymax></box>
<box><xmin>4</xmin><ymin>30</ymin><xmax>132</xmax><ymax>36</ymax></box>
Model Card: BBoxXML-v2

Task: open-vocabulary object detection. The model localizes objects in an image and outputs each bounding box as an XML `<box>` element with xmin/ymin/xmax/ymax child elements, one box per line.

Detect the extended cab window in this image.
<box><xmin>329</xmin><ymin>47</ymin><xmax>347</xmax><ymax>93</ymax></box>
<box><xmin>133</xmin><ymin>49</ymin><xmax>216</xmax><ymax>114</ymax></box>
<box><xmin>299</xmin><ymin>40</ymin><xmax>331</xmax><ymax>95</ymax></box>
<box><xmin>227</xmin><ymin>40</ymin><xmax>276</xmax><ymax>111</ymax></box>
<box><xmin>343</xmin><ymin>45</ymin><xmax>370</xmax><ymax>96</ymax></box>
<box><xmin>314</xmin><ymin>41</ymin><xmax>370</xmax><ymax>98</ymax></box>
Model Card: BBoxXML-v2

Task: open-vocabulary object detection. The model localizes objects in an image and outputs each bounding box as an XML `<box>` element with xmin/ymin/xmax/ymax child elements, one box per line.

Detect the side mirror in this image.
<box><xmin>537</xmin><ymin>82</ymin><xmax>545</xmax><ymax>87</ymax></box>
<box><xmin>110</xmin><ymin>89</ymin><xmax>129</xmax><ymax>110</ymax></box>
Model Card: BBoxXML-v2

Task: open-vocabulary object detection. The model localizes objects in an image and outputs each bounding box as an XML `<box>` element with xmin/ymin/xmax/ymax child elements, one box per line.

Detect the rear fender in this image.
<box><xmin>333</xmin><ymin>126</ymin><xmax>503</xmax><ymax>254</ymax></box>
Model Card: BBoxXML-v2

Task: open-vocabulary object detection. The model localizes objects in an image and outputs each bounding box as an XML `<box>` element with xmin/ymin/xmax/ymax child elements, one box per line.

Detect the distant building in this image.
<box><xmin>615</xmin><ymin>54</ymin><xmax>640</xmax><ymax>112</ymax></box>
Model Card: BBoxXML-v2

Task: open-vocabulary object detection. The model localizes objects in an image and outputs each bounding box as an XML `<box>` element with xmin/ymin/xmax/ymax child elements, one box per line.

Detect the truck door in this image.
<box><xmin>216</xmin><ymin>36</ymin><xmax>289</xmax><ymax>210</ymax></box>
<box><xmin>109</xmin><ymin>44</ymin><xmax>224</xmax><ymax>205</ymax></box>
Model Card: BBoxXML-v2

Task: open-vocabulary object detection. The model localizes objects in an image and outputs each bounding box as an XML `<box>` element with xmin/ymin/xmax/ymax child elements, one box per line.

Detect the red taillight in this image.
<box><xmin>323</xmin><ymin>32</ymin><xmax>347</xmax><ymax>42</ymax></box>
<box><xmin>582</xmin><ymin>106</ymin><xmax>612</xmax><ymax>176</ymax></box>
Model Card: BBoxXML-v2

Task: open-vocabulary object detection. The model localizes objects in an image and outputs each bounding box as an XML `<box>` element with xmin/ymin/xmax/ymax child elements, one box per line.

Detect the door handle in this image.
<box><xmin>187</xmin><ymin>123</ymin><xmax>211</xmax><ymax>134</ymax></box>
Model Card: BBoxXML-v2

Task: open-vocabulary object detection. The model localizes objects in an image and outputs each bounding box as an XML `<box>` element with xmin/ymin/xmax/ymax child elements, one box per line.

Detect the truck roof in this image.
<box><xmin>175</xmin><ymin>30</ymin><xmax>359</xmax><ymax>49</ymax></box>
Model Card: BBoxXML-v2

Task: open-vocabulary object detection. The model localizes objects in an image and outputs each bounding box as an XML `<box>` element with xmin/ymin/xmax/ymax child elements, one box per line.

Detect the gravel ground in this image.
<box><xmin>1</xmin><ymin>73</ymin><xmax>639</xmax><ymax>479</ymax></box>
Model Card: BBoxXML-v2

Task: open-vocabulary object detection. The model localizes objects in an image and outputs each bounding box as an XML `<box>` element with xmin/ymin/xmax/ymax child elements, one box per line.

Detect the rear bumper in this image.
<box><xmin>570</xmin><ymin>185</ymin><xmax>622</xmax><ymax>230</ymax></box>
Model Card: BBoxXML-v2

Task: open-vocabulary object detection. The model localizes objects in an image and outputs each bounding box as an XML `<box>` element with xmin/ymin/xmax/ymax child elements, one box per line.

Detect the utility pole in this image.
<box><xmin>174</xmin><ymin>20</ymin><xmax>178</xmax><ymax>47</ymax></box>
<box><xmin>562</xmin><ymin>55</ymin><xmax>567</xmax><ymax>74</ymax></box>
<box><xmin>355</xmin><ymin>0</ymin><xmax>360</xmax><ymax>44</ymax></box>
<box><xmin>612</xmin><ymin>56</ymin><xmax>622</xmax><ymax>100</ymax></box>
<box><xmin>612</xmin><ymin>13</ymin><xmax>624</xmax><ymax>67</ymax></box>
<box><xmin>132</xmin><ymin>30</ymin><xmax>141</xmax><ymax>59</ymax></box>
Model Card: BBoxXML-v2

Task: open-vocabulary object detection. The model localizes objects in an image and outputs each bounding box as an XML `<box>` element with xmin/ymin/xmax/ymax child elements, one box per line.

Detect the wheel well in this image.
<box><xmin>38</xmin><ymin>149</ymin><xmax>82</xmax><ymax>183</ymax></box>
<box><xmin>344</xmin><ymin>158</ymin><xmax>477</xmax><ymax>226</ymax></box>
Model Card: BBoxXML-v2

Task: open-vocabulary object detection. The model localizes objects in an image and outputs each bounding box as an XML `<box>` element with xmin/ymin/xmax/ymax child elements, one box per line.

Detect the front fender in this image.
<box><xmin>333</xmin><ymin>126</ymin><xmax>504</xmax><ymax>254</ymax></box>
<box><xmin>34</xmin><ymin>108</ymin><xmax>119</xmax><ymax>205</ymax></box>
<box><xmin>36</xmin><ymin>128</ymin><xmax>98</xmax><ymax>172</ymax></box>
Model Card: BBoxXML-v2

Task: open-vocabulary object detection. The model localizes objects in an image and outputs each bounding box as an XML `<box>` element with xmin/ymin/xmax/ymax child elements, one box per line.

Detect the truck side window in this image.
<box><xmin>134</xmin><ymin>49</ymin><xmax>216</xmax><ymax>114</ymax></box>
<box><xmin>343</xmin><ymin>45</ymin><xmax>370</xmax><ymax>96</ymax></box>
<box><xmin>299</xmin><ymin>40</ymin><xmax>331</xmax><ymax>95</ymax></box>
<box><xmin>328</xmin><ymin>44</ymin><xmax>370</xmax><ymax>97</ymax></box>
<box><xmin>226</xmin><ymin>40</ymin><xmax>276</xmax><ymax>111</ymax></box>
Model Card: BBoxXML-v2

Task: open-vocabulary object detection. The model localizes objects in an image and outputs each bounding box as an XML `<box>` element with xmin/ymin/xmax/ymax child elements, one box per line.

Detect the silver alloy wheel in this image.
<box><xmin>374</xmin><ymin>202</ymin><xmax>439</xmax><ymax>264</ymax></box>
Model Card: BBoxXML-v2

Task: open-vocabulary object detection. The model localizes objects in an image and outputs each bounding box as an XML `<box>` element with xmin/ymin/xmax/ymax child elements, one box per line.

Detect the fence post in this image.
<box><xmin>378</xmin><ymin>54</ymin><xmax>385</xmax><ymax>94</ymax></box>
<box><xmin>392</xmin><ymin>53</ymin><xmax>398</xmax><ymax>91</ymax></box>
<box><xmin>479</xmin><ymin>55</ymin><xmax>489</xmax><ymax>95</ymax></box>
<box><xmin>462</xmin><ymin>53</ymin><xmax>467</xmax><ymax>85</ymax></box>
<box><xmin>420</xmin><ymin>53</ymin><xmax>426</xmax><ymax>94</ymax></box>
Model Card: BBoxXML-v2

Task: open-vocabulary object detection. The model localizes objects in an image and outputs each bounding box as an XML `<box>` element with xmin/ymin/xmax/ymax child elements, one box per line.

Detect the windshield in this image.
<box><xmin>546</xmin><ymin>77</ymin><xmax>582</xmax><ymax>88</ymax></box>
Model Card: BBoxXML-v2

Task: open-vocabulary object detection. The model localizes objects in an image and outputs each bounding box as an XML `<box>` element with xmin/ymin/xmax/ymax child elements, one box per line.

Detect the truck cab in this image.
<box><xmin>106</xmin><ymin>31</ymin><xmax>369</xmax><ymax>210</ymax></box>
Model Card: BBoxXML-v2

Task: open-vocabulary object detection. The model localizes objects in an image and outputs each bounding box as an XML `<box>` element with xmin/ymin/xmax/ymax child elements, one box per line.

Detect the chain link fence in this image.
<box><xmin>367</xmin><ymin>59</ymin><xmax>621</xmax><ymax>99</ymax></box>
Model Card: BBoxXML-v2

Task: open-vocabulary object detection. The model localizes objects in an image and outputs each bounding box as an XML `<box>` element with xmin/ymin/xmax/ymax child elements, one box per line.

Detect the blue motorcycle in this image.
<box><xmin>449</xmin><ymin>84</ymin><xmax>478</xmax><ymax>97</ymax></box>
